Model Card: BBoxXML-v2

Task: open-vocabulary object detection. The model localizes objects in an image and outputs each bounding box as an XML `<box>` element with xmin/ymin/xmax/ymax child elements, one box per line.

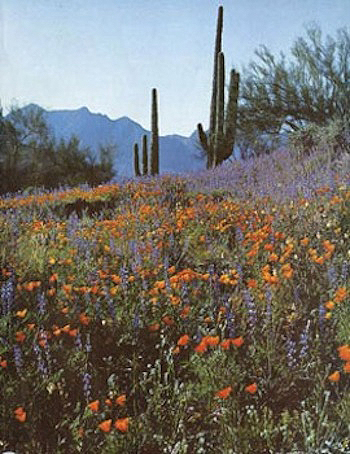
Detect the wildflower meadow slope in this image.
<box><xmin>0</xmin><ymin>148</ymin><xmax>350</xmax><ymax>453</ymax></box>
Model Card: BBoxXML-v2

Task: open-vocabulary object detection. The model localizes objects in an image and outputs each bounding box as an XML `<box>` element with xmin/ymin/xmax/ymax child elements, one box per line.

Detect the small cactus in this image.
<box><xmin>133</xmin><ymin>143</ymin><xmax>141</xmax><ymax>177</ymax></box>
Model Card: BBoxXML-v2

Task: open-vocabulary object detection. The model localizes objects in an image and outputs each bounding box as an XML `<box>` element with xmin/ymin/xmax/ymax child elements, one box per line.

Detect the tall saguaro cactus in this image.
<box><xmin>150</xmin><ymin>88</ymin><xmax>159</xmax><ymax>175</ymax></box>
<box><xmin>197</xmin><ymin>5</ymin><xmax>240</xmax><ymax>168</ymax></box>
<box><xmin>133</xmin><ymin>88</ymin><xmax>160</xmax><ymax>177</ymax></box>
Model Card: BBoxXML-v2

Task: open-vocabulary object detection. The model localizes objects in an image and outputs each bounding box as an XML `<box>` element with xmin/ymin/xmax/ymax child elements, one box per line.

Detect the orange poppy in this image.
<box><xmin>245</xmin><ymin>383</ymin><xmax>258</xmax><ymax>394</ymax></box>
<box><xmin>300</xmin><ymin>237</ymin><xmax>309</xmax><ymax>246</ymax></box>
<box><xmin>47</xmin><ymin>288</ymin><xmax>56</xmax><ymax>296</ymax></box>
<box><xmin>52</xmin><ymin>327</ymin><xmax>61</xmax><ymax>337</ymax></box>
<box><xmin>204</xmin><ymin>336</ymin><xmax>220</xmax><ymax>347</ymax></box>
<box><xmin>62</xmin><ymin>324</ymin><xmax>72</xmax><ymax>333</ymax></box>
<box><xmin>16</xmin><ymin>309</ymin><xmax>27</xmax><ymax>318</ymax></box>
<box><xmin>148</xmin><ymin>323</ymin><xmax>160</xmax><ymax>332</ymax></box>
<box><xmin>324</xmin><ymin>300</ymin><xmax>335</xmax><ymax>310</ymax></box>
<box><xmin>343</xmin><ymin>362</ymin><xmax>350</xmax><ymax>373</ymax></box>
<box><xmin>194</xmin><ymin>341</ymin><xmax>207</xmax><ymax>354</ymax></box>
<box><xmin>105</xmin><ymin>398</ymin><xmax>113</xmax><ymax>407</ymax></box>
<box><xmin>114</xmin><ymin>417</ymin><xmax>130</xmax><ymax>432</ymax></box>
<box><xmin>177</xmin><ymin>334</ymin><xmax>190</xmax><ymax>347</ymax></box>
<box><xmin>247</xmin><ymin>279</ymin><xmax>257</xmax><ymax>288</ymax></box>
<box><xmin>0</xmin><ymin>359</ymin><xmax>7</xmax><ymax>368</ymax></box>
<box><xmin>98</xmin><ymin>419</ymin><xmax>112</xmax><ymax>433</ymax></box>
<box><xmin>231</xmin><ymin>336</ymin><xmax>244</xmax><ymax>347</ymax></box>
<box><xmin>334</xmin><ymin>287</ymin><xmax>347</xmax><ymax>303</ymax></box>
<box><xmin>180</xmin><ymin>306</ymin><xmax>191</xmax><ymax>318</ymax></box>
<box><xmin>88</xmin><ymin>400</ymin><xmax>100</xmax><ymax>412</ymax></box>
<box><xmin>15</xmin><ymin>331</ymin><xmax>26</xmax><ymax>343</ymax></box>
<box><xmin>115</xmin><ymin>394</ymin><xmax>126</xmax><ymax>406</ymax></box>
<box><xmin>338</xmin><ymin>345</ymin><xmax>350</xmax><ymax>361</ymax></box>
<box><xmin>79</xmin><ymin>312</ymin><xmax>90</xmax><ymax>326</ymax></box>
<box><xmin>38</xmin><ymin>338</ymin><xmax>47</xmax><ymax>348</ymax></box>
<box><xmin>220</xmin><ymin>339</ymin><xmax>232</xmax><ymax>350</ymax></box>
<box><xmin>328</xmin><ymin>371</ymin><xmax>340</xmax><ymax>382</ymax></box>
<box><xmin>162</xmin><ymin>315</ymin><xmax>174</xmax><ymax>326</ymax></box>
<box><xmin>49</xmin><ymin>273</ymin><xmax>58</xmax><ymax>283</ymax></box>
<box><xmin>14</xmin><ymin>407</ymin><xmax>26</xmax><ymax>422</ymax></box>
<box><xmin>215</xmin><ymin>386</ymin><xmax>233</xmax><ymax>399</ymax></box>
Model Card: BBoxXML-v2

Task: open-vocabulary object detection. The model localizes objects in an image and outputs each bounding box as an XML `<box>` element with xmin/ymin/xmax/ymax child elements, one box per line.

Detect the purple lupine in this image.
<box><xmin>33</xmin><ymin>342</ymin><xmax>48</xmax><ymax>379</ymax></box>
<box><xmin>285</xmin><ymin>338</ymin><xmax>297</xmax><ymax>368</ymax></box>
<box><xmin>120</xmin><ymin>266</ymin><xmax>129</xmax><ymax>292</ymax></box>
<box><xmin>82</xmin><ymin>370</ymin><xmax>92</xmax><ymax>401</ymax></box>
<box><xmin>37</xmin><ymin>292</ymin><xmax>46</xmax><ymax>316</ymax></box>
<box><xmin>75</xmin><ymin>331</ymin><xmax>83</xmax><ymax>350</ymax></box>
<box><xmin>13</xmin><ymin>344</ymin><xmax>23</xmax><ymax>375</ymax></box>
<box><xmin>1</xmin><ymin>277</ymin><xmax>14</xmax><ymax>316</ymax></box>
<box><xmin>243</xmin><ymin>288</ymin><xmax>257</xmax><ymax>332</ymax></box>
<box><xmin>318</xmin><ymin>302</ymin><xmax>326</xmax><ymax>332</ymax></box>
<box><xmin>327</xmin><ymin>265</ymin><xmax>338</xmax><ymax>290</ymax></box>
<box><xmin>299</xmin><ymin>321</ymin><xmax>310</xmax><ymax>359</ymax></box>
<box><xmin>85</xmin><ymin>333</ymin><xmax>92</xmax><ymax>354</ymax></box>
<box><xmin>341</xmin><ymin>261</ymin><xmax>348</xmax><ymax>283</ymax></box>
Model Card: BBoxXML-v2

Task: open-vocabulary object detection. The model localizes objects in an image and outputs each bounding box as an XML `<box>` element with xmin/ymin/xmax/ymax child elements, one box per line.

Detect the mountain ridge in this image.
<box><xmin>16</xmin><ymin>104</ymin><xmax>205</xmax><ymax>177</ymax></box>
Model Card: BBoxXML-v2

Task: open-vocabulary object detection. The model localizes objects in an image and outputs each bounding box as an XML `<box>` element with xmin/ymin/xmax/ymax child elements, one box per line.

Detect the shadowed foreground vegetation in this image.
<box><xmin>0</xmin><ymin>145</ymin><xmax>349</xmax><ymax>453</ymax></box>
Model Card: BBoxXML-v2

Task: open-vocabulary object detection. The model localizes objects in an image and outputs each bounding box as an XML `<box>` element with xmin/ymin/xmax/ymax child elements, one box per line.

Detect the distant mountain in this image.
<box><xmin>20</xmin><ymin>104</ymin><xmax>205</xmax><ymax>177</ymax></box>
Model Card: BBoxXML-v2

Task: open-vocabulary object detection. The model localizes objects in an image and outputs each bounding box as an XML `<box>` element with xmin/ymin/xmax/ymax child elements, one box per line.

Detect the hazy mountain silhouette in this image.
<box><xmin>21</xmin><ymin>104</ymin><xmax>205</xmax><ymax>177</ymax></box>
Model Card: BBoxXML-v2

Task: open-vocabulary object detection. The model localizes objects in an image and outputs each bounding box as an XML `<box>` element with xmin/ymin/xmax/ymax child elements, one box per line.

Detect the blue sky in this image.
<box><xmin>0</xmin><ymin>0</ymin><xmax>349</xmax><ymax>135</ymax></box>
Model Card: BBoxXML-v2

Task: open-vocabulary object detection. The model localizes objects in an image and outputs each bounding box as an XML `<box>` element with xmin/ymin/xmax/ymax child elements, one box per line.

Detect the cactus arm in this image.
<box><xmin>222</xmin><ymin>69</ymin><xmax>240</xmax><ymax>162</ymax></box>
<box><xmin>197</xmin><ymin>123</ymin><xmax>209</xmax><ymax>151</ymax></box>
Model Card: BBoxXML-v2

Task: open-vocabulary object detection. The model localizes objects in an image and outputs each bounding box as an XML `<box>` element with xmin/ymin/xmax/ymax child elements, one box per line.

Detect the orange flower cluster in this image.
<box><xmin>337</xmin><ymin>345</ymin><xmax>350</xmax><ymax>374</ymax></box>
<box><xmin>219</xmin><ymin>269</ymin><xmax>240</xmax><ymax>286</ymax></box>
<box><xmin>195</xmin><ymin>335</ymin><xmax>244</xmax><ymax>354</ymax></box>
<box><xmin>261</xmin><ymin>265</ymin><xmax>279</xmax><ymax>285</ymax></box>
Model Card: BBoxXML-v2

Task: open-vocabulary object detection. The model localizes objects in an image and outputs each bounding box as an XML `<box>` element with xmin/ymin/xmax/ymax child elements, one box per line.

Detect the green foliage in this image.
<box><xmin>239</xmin><ymin>25</ymin><xmax>350</xmax><ymax>156</ymax></box>
<box><xmin>289</xmin><ymin>116</ymin><xmax>350</xmax><ymax>158</ymax></box>
<box><xmin>0</xmin><ymin>106</ymin><xmax>116</xmax><ymax>194</ymax></box>
<box><xmin>197</xmin><ymin>6</ymin><xmax>240</xmax><ymax>168</ymax></box>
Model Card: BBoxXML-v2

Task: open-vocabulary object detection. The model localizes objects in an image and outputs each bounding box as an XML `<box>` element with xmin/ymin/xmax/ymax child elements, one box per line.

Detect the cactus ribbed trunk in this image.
<box><xmin>197</xmin><ymin>5</ymin><xmax>239</xmax><ymax>169</ymax></box>
<box><xmin>214</xmin><ymin>51</ymin><xmax>225</xmax><ymax>166</ymax></box>
<box><xmin>209</xmin><ymin>5</ymin><xmax>223</xmax><ymax>164</ymax></box>
<box><xmin>150</xmin><ymin>88</ymin><xmax>159</xmax><ymax>176</ymax></box>
<box><xmin>142</xmin><ymin>134</ymin><xmax>148</xmax><ymax>175</ymax></box>
<box><xmin>133</xmin><ymin>143</ymin><xmax>141</xmax><ymax>177</ymax></box>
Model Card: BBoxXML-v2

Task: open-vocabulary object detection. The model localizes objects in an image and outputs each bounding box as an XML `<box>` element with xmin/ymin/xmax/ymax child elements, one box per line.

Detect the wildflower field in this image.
<box><xmin>1</xmin><ymin>149</ymin><xmax>350</xmax><ymax>453</ymax></box>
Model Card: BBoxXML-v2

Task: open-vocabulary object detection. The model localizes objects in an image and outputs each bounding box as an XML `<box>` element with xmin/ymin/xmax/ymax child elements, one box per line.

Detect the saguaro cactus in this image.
<box><xmin>197</xmin><ymin>5</ymin><xmax>240</xmax><ymax>168</ymax></box>
<box><xmin>142</xmin><ymin>134</ymin><xmax>148</xmax><ymax>175</ymax></box>
<box><xmin>133</xmin><ymin>88</ymin><xmax>160</xmax><ymax>177</ymax></box>
<box><xmin>133</xmin><ymin>143</ymin><xmax>141</xmax><ymax>177</ymax></box>
<box><xmin>150</xmin><ymin>88</ymin><xmax>159</xmax><ymax>175</ymax></box>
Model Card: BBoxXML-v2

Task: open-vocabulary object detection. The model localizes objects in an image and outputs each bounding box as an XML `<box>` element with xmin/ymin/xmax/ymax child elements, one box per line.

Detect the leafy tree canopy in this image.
<box><xmin>238</xmin><ymin>25</ymin><xmax>350</xmax><ymax>157</ymax></box>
